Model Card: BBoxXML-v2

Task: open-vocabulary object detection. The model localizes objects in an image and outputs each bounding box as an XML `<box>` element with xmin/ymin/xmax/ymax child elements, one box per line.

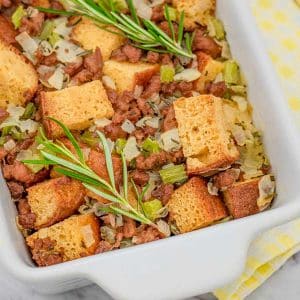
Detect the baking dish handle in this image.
<box><xmin>83</xmin><ymin>223</ymin><xmax>259</xmax><ymax>300</ymax></box>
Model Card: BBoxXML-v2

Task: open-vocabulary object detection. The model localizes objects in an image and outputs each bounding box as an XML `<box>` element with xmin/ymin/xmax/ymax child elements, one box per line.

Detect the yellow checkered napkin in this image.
<box><xmin>214</xmin><ymin>0</ymin><xmax>300</xmax><ymax>298</ymax></box>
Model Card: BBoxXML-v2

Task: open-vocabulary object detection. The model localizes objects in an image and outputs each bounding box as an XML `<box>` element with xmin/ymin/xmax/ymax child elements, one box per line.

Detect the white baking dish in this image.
<box><xmin>1</xmin><ymin>0</ymin><xmax>300</xmax><ymax>299</ymax></box>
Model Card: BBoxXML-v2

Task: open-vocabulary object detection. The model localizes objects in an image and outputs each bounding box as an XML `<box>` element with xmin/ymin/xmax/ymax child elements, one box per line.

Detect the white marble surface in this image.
<box><xmin>2</xmin><ymin>251</ymin><xmax>300</xmax><ymax>300</ymax></box>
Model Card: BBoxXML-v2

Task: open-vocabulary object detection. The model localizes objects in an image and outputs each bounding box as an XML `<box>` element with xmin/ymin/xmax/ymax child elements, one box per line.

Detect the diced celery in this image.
<box><xmin>141</xmin><ymin>137</ymin><xmax>160</xmax><ymax>154</ymax></box>
<box><xmin>230</xmin><ymin>85</ymin><xmax>247</xmax><ymax>96</ymax></box>
<box><xmin>164</xmin><ymin>6</ymin><xmax>177</xmax><ymax>22</ymax></box>
<box><xmin>48</xmin><ymin>32</ymin><xmax>60</xmax><ymax>47</ymax></box>
<box><xmin>1</xmin><ymin>126</ymin><xmax>12</xmax><ymax>137</ymax></box>
<box><xmin>223</xmin><ymin>60</ymin><xmax>240</xmax><ymax>85</ymax></box>
<box><xmin>143</xmin><ymin>199</ymin><xmax>163</xmax><ymax>221</ymax></box>
<box><xmin>159</xmin><ymin>164</ymin><xmax>188</xmax><ymax>184</ymax></box>
<box><xmin>211</xmin><ymin>18</ymin><xmax>225</xmax><ymax>40</ymax></box>
<box><xmin>81</xmin><ymin>131</ymin><xmax>99</xmax><ymax>147</ymax></box>
<box><xmin>160</xmin><ymin>65</ymin><xmax>175</xmax><ymax>83</ymax></box>
<box><xmin>115</xmin><ymin>138</ymin><xmax>127</xmax><ymax>154</ymax></box>
<box><xmin>39</xmin><ymin>20</ymin><xmax>55</xmax><ymax>41</ymax></box>
<box><xmin>11</xmin><ymin>6</ymin><xmax>26</xmax><ymax>29</ymax></box>
<box><xmin>21</xmin><ymin>102</ymin><xmax>36</xmax><ymax>120</ymax></box>
<box><xmin>10</xmin><ymin>127</ymin><xmax>25</xmax><ymax>141</ymax></box>
<box><xmin>0</xmin><ymin>136</ymin><xmax>6</xmax><ymax>146</ymax></box>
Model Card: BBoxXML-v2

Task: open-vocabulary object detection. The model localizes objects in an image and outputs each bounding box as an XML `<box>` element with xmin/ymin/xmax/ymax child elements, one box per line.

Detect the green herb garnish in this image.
<box><xmin>159</xmin><ymin>164</ymin><xmax>188</xmax><ymax>184</ymax></box>
<box><xmin>37</xmin><ymin>0</ymin><xmax>195</xmax><ymax>58</ymax></box>
<box><xmin>23</xmin><ymin>118</ymin><xmax>154</xmax><ymax>225</ymax></box>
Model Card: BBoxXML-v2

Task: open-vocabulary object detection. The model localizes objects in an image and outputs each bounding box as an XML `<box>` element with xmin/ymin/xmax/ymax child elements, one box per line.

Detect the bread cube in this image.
<box><xmin>24</xmin><ymin>177</ymin><xmax>85</xmax><ymax>229</ymax></box>
<box><xmin>0</xmin><ymin>41</ymin><xmax>38</xmax><ymax>108</ymax></box>
<box><xmin>41</xmin><ymin>80</ymin><xmax>114</xmax><ymax>137</ymax></box>
<box><xmin>195</xmin><ymin>52</ymin><xmax>224</xmax><ymax>92</ymax></box>
<box><xmin>103</xmin><ymin>60</ymin><xmax>159</xmax><ymax>93</ymax></box>
<box><xmin>71</xmin><ymin>18</ymin><xmax>125</xmax><ymax>61</ymax></box>
<box><xmin>26</xmin><ymin>214</ymin><xmax>100</xmax><ymax>266</ymax></box>
<box><xmin>173</xmin><ymin>95</ymin><xmax>239</xmax><ymax>176</ymax></box>
<box><xmin>172</xmin><ymin>0</ymin><xmax>215</xmax><ymax>30</ymax></box>
<box><xmin>223</xmin><ymin>177</ymin><xmax>275</xmax><ymax>219</ymax></box>
<box><xmin>168</xmin><ymin>177</ymin><xmax>228</xmax><ymax>233</ymax></box>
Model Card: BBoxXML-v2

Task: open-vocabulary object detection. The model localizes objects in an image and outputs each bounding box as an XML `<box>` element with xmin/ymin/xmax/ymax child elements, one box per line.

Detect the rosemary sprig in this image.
<box><xmin>23</xmin><ymin>118</ymin><xmax>154</xmax><ymax>225</ymax></box>
<box><xmin>37</xmin><ymin>0</ymin><xmax>194</xmax><ymax>58</ymax></box>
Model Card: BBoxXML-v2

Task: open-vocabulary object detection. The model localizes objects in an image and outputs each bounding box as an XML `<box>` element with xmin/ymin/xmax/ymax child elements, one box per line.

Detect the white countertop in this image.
<box><xmin>2</xmin><ymin>251</ymin><xmax>300</xmax><ymax>300</ymax></box>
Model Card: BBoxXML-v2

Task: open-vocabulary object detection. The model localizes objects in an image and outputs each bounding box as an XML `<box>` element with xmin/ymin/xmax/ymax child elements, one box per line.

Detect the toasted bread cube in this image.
<box><xmin>71</xmin><ymin>18</ymin><xmax>125</xmax><ymax>61</ymax></box>
<box><xmin>26</xmin><ymin>214</ymin><xmax>100</xmax><ymax>266</ymax></box>
<box><xmin>168</xmin><ymin>177</ymin><xmax>228</xmax><ymax>233</ymax></box>
<box><xmin>223</xmin><ymin>177</ymin><xmax>275</xmax><ymax>219</ymax></box>
<box><xmin>195</xmin><ymin>52</ymin><xmax>224</xmax><ymax>92</ymax></box>
<box><xmin>0</xmin><ymin>41</ymin><xmax>38</xmax><ymax>108</ymax></box>
<box><xmin>24</xmin><ymin>177</ymin><xmax>85</xmax><ymax>229</ymax></box>
<box><xmin>172</xmin><ymin>0</ymin><xmax>215</xmax><ymax>30</ymax></box>
<box><xmin>103</xmin><ymin>60</ymin><xmax>159</xmax><ymax>93</ymax></box>
<box><xmin>41</xmin><ymin>80</ymin><xmax>114</xmax><ymax>137</ymax></box>
<box><xmin>174</xmin><ymin>95</ymin><xmax>239</xmax><ymax>176</ymax></box>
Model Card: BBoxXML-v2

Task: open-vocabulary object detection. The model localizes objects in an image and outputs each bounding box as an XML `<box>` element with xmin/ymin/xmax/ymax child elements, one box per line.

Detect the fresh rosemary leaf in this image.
<box><xmin>36</xmin><ymin>6</ymin><xmax>75</xmax><ymax>16</ymax></box>
<box><xmin>127</xmin><ymin>0</ymin><xmax>140</xmax><ymax>25</ymax></box>
<box><xmin>164</xmin><ymin>5</ymin><xmax>175</xmax><ymax>42</ymax></box>
<box><xmin>97</xmin><ymin>130</ymin><xmax>116</xmax><ymax>190</ymax></box>
<box><xmin>83</xmin><ymin>183</ymin><xmax>121</xmax><ymax>203</ymax></box>
<box><xmin>48</xmin><ymin>117</ymin><xmax>85</xmax><ymax>164</ymax></box>
<box><xmin>22</xmin><ymin>159</ymin><xmax>54</xmax><ymax>165</ymax></box>
<box><xmin>109</xmin><ymin>205</ymin><xmax>152</xmax><ymax>224</ymax></box>
<box><xmin>121</xmin><ymin>152</ymin><xmax>128</xmax><ymax>201</ymax></box>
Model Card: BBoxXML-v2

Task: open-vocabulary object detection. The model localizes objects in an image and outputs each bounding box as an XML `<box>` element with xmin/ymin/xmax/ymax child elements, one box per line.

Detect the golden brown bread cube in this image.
<box><xmin>0</xmin><ymin>41</ymin><xmax>38</xmax><ymax>108</ymax></box>
<box><xmin>24</xmin><ymin>176</ymin><xmax>85</xmax><ymax>229</ymax></box>
<box><xmin>103</xmin><ymin>60</ymin><xmax>159</xmax><ymax>93</ymax></box>
<box><xmin>40</xmin><ymin>80</ymin><xmax>114</xmax><ymax>137</ymax></box>
<box><xmin>223</xmin><ymin>177</ymin><xmax>275</xmax><ymax>219</ymax></box>
<box><xmin>173</xmin><ymin>95</ymin><xmax>239</xmax><ymax>176</ymax></box>
<box><xmin>195</xmin><ymin>52</ymin><xmax>224</xmax><ymax>92</ymax></box>
<box><xmin>26</xmin><ymin>214</ymin><xmax>100</xmax><ymax>266</ymax></box>
<box><xmin>172</xmin><ymin>0</ymin><xmax>215</xmax><ymax>30</ymax></box>
<box><xmin>71</xmin><ymin>18</ymin><xmax>125</xmax><ymax>61</ymax></box>
<box><xmin>168</xmin><ymin>177</ymin><xmax>228</xmax><ymax>233</ymax></box>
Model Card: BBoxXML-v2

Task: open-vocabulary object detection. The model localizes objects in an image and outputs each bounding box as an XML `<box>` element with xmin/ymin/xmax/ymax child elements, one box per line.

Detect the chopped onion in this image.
<box><xmin>174</xmin><ymin>69</ymin><xmax>201</xmax><ymax>82</ymax></box>
<box><xmin>159</xmin><ymin>128</ymin><xmax>181</xmax><ymax>152</ymax></box>
<box><xmin>232</xmin><ymin>96</ymin><xmax>248</xmax><ymax>112</ymax></box>
<box><xmin>26</xmin><ymin>6</ymin><xmax>39</xmax><ymax>18</ymax></box>
<box><xmin>133</xmin><ymin>0</ymin><xmax>152</xmax><ymax>20</ymax></box>
<box><xmin>102</xmin><ymin>75</ymin><xmax>116</xmax><ymax>90</ymax></box>
<box><xmin>54</xmin><ymin>21</ymin><xmax>72</xmax><ymax>38</ymax></box>
<box><xmin>19</xmin><ymin>119</ymin><xmax>38</xmax><ymax>133</ymax></box>
<box><xmin>257</xmin><ymin>175</ymin><xmax>275</xmax><ymax>211</ymax></box>
<box><xmin>37</xmin><ymin>65</ymin><xmax>55</xmax><ymax>76</ymax></box>
<box><xmin>55</xmin><ymin>40</ymin><xmax>84</xmax><ymax>63</ymax></box>
<box><xmin>7</xmin><ymin>104</ymin><xmax>25</xmax><ymax>118</ymax></box>
<box><xmin>81</xmin><ymin>225</ymin><xmax>95</xmax><ymax>248</ymax></box>
<box><xmin>4</xmin><ymin>139</ymin><xmax>16</xmax><ymax>151</ymax></box>
<box><xmin>207</xmin><ymin>181</ymin><xmax>219</xmax><ymax>196</ymax></box>
<box><xmin>48</xmin><ymin>66</ymin><xmax>65</xmax><ymax>90</ymax></box>
<box><xmin>145</xmin><ymin>116</ymin><xmax>160</xmax><ymax>128</ymax></box>
<box><xmin>82</xmin><ymin>148</ymin><xmax>91</xmax><ymax>161</ymax></box>
<box><xmin>15</xmin><ymin>32</ymin><xmax>38</xmax><ymax>56</ymax></box>
<box><xmin>231</xmin><ymin>124</ymin><xmax>246</xmax><ymax>146</ymax></box>
<box><xmin>121</xmin><ymin>119</ymin><xmax>136</xmax><ymax>134</ymax></box>
<box><xmin>214</xmin><ymin>72</ymin><xmax>224</xmax><ymax>83</ymax></box>
<box><xmin>156</xmin><ymin>220</ymin><xmax>171</xmax><ymax>237</ymax></box>
<box><xmin>39</xmin><ymin>40</ymin><xmax>53</xmax><ymax>56</ymax></box>
<box><xmin>94</xmin><ymin>118</ymin><xmax>112</xmax><ymax>128</ymax></box>
<box><xmin>123</xmin><ymin>137</ymin><xmax>140</xmax><ymax>161</ymax></box>
<box><xmin>16</xmin><ymin>149</ymin><xmax>44</xmax><ymax>173</ymax></box>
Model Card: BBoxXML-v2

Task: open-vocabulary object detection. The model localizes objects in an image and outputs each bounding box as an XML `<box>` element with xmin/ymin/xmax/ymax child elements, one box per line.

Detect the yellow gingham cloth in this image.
<box><xmin>214</xmin><ymin>0</ymin><xmax>300</xmax><ymax>299</ymax></box>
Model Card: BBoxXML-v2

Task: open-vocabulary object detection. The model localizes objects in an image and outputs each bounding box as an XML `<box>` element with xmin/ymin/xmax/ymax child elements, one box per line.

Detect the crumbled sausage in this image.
<box><xmin>111</xmin><ymin>48</ymin><xmax>127</xmax><ymax>61</ymax></box>
<box><xmin>71</xmin><ymin>69</ymin><xmax>93</xmax><ymax>85</ymax></box>
<box><xmin>213</xmin><ymin>168</ymin><xmax>240</xmax><ymax>191</ymax></box>
<box><xmin>160</xmin><ymin>53</ymin><xmax>173</xmax><ymax>66</ymax></box>
<box><xmin>161</xmin><ymin>105</ymin><xmax>177</xmax><ymax>132</ymax></box>
<box><xmin>31</xmin><ymin>238</ymin><xmax>63</xmax><ymax>266</ymax></box>
<box><xmin>206</xmin><ymin>81</ymin><xmax>227</xmax><ymax>97</ymax></box>
<box><xmin>159</xmin><ymin>21</ymin><xmax>178</xmax><ymax>39</ymax></box>
<box><xmin>142</xmin><ymin>74</ymin><xmax>161</xmax><ymax>99</ymax></box>
<box><xmin>146</xmin><ymin>51</ymin><xmax>160</xmax><ymax>64</ymax></box>
<box><xmin>137</xmin><ymin>98</ymin><xmax>153</xmax><ymax>116</ymax></box>
<box><xmin>0</xmin><ymin>15</ymin><xmax>17</xmax><ymax>45</ymax></box>
<box><xmin>7</xmin><ymin>181</ymin><xmax>24</xmax><ymax>199</ymax></box>
<box><xmin>0</xmin><ymin>147</ymin><xmax>7</xmax><ymax>160</ymax></box>
<box><xmin>0</xmin><ymin>0</ymin><xmax>12</xmax><ymax>8</ymax></box>
<box><xmin>18</xmin><ymin>199</ymin><xmax>36</xmax><ymax>229</ymax></box>
<box><xmin>84</xmin><ymin>47</ymin><xmax>103</xmax><ymax>78</ymax></box>
<box><xmin>121</xmin><ymin>44</ymin><xmax>142</xmax><ymax>63</ymax></box>
<box><xmin>193</xmin><ymin>30</ymin><xmax>221</xmax><ymax>58</ymax></box>
<box><xmin>130</xmin><ymin>170</ymin><xmax>150</xmax><ymax>186</ymax></box>
<box><xmin>122</xmin><ymin>217</ymin><xmax>136</xmax><ymax>238</ymax></box>
<box><xmin>132</xmin><ymin>226</ymin><xmax>161</xmax><ymax>245</ymax></box>
<box><xmin>2</xmin><ymin>161</ymin><xmax>49</xmax><ymax>186</ymax></box>
<box><xmin>136</xmin><ymin>152</ymin><xmax>169</xmax><ymax>170</ymax></box>
<box><xmin>152</xmin><ymin>184</ymin><xmax>174</xmax><ymax>205</ymax></box>
<box><xmin>64</xmin><ymin>57</ymin><xmax>83</xmax><ymax>76</ymax></box>
<box><xmin>20</xmin><ymin>12</ymin><xmax>45</xmax><ymax>36</ymax></box>
<box><xmin>104</xmin><ymin>123</ymin><xmax>127</xmax><ymax>141</ymax></box>
<box><xmin>151</xmin><ymin>5</ymin><xmax>164</xmax><ymax>22</ymax></box>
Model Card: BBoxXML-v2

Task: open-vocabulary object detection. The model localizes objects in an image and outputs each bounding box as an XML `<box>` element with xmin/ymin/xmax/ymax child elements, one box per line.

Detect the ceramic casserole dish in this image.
<box><xmin>1</xmin><ymin>0</ymin><xmax>300</xmax><ymax>299</ymax></box>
